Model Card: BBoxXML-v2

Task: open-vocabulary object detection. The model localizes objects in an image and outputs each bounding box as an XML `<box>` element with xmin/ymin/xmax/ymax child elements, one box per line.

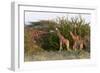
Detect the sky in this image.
<box><xmin>25</xmin><ymin>11</ymin><xmax>91</xmax><ymax>25</ymax></box>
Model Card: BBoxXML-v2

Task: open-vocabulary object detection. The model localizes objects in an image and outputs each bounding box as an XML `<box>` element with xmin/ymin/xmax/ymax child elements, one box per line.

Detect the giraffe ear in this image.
<box><xmin>55</xmin><ymin>27</ymin><xmax>58</xmax><ymax>30</ymax></box>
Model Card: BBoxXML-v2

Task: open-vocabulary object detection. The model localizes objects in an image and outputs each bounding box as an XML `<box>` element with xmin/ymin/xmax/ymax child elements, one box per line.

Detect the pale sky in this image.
<box><xmin>25</xmin><ymin>11</ymin><xmax>91</xmax><ymax>25</ymax></box>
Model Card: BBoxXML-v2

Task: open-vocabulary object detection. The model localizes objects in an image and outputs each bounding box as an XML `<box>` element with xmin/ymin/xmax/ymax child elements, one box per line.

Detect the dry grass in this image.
<box><xmin>24</xmin><ymin>50</ymin><xmax>90</xmax><ymax>62</ymax></box>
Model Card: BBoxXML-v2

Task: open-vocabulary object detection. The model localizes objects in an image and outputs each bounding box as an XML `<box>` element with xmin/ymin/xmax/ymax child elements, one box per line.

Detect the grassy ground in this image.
<box><xmin>24</xmin><ymin>49</ymin><xmax>90</xmax><ymax>62</ymax></box>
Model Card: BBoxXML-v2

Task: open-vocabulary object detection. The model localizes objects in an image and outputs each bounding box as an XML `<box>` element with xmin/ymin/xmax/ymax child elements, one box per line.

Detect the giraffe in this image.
<box><xmin>70</xmin><ymin>31</ymin><xmax>83</xmax><ymax>51</ymax></box>
<box><xmin>55</xmin><ymin>28</ymin><xmax>71</xmax><ymax>51</ymax></box>
<box><xmin>32</xmin><ymin>30</ymin><xmax>48</xmax><ymax>43</ymax></box>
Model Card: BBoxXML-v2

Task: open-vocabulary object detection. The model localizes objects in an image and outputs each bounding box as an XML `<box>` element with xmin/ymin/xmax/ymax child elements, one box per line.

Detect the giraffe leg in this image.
<box><xmin>66</xmin><ymin>42</ymin><xmax>71</xmax><ymax>51</ymax></box>
<box><xmin>80</xmin><ymin>43</ymin><xmax>83</xmax><ymax>51</ymax></box>
<box><xmin>73</xmin><ymin>42</ymin><xmax>77</xmax><ymax>51</ymax></box>
<box><xmin>59</xmin><ymin>41</ymin><xmax>63</xmax><ymax>52</ymax></box>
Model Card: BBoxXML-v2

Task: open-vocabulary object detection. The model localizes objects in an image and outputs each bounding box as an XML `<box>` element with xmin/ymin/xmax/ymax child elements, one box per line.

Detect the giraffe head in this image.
<box><xmin>55</xmin><ymin>27</ymin><xmax>60</xmax><ymax>34</ymax></box>
<box><xmin>55</xmin><ymin>27</ymin><xmax>58</xmax><ymax>31</ymax></box>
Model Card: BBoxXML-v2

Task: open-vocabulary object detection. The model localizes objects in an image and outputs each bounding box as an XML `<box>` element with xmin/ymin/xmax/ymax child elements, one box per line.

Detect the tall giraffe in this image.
<box><xmin>55</xmin><ymin>28</ymin><xmax>70</xmax><ymax>51</ymax></box>
<box><xmin>70</xmin><ymin>31</ymin><xmax>83</xmax><ymax>50</ymax></box>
